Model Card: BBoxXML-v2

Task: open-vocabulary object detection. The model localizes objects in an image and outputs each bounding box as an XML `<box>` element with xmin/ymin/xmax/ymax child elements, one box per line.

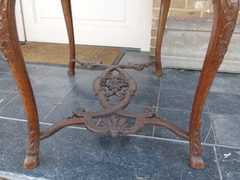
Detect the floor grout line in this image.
<box><xmin>0</xmin><ymin>94</ymin><xmax>19</xmax><ymax>110</ymax></box>
<box><xmin>203</xmin><ymin>126</ymin><xmax>212</xmax><ymax>144</ymax></box>
<box><xmin>152</xmin><ymin>76</ymin><xmax>162</xmax><ymax>137</ymax></box>
<box><xmin>206</xmin><ymin>98</ymin><xmax>223</xmax><ymax>178</ymax></box>
<box><xmin>213</xmin><ymin>146</ymin><xmax>223</xmax><ymax>180</ymax></box>
<box><xmin>1</xmin><ymin>115</ymin><xmax>240</xmax><ymax>150</ymax></box>
<box><xmin>206</xmin><ymin>99</ymin><xmax>218</xmax><ymax>145</ymax></box>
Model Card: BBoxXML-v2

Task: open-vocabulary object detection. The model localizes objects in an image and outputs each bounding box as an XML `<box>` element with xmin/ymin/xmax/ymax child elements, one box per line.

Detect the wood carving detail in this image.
<box><xmin>0</xmin><ymin>0</ymin><xmax>10</xmax><ymax>61</ymax></box>
<box><xmin>101</xmin><ymin>72</ymin><xmax>129</xmax><ymax>100</ymax></box>
<box><xmin>27</xmin><ymin>121</ymin><xmax>38</xmax><ymax>155</ymax></box>
<box><xmin>0</xmin><ymin>1</ymin><xmax>40</xmax><ymax>169</ymax></box>
<box><xmin>192</xmin><ymin>120</ymin><xmax>202</xmax><ymax>156</ymax></box>
<box><xmin>216</xmin><ymin>0</ymin><xmax>238</xmax><ymax>65</ymax></box>
<box><xmin>98</xmin><ymin>115</ymin><xmax>130</xmax><ymax>137</ymax></box>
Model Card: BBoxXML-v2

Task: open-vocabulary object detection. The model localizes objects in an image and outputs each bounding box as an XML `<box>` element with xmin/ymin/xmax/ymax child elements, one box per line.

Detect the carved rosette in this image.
<box><xmin>101</xmin><ymin>72</ymin><xmax>129</xmax><ymax>100</ymax></box>
<box><xmin>98</xmin><ymin>115</ymin><xmax>130</xmax><ymax>137</ymax></box>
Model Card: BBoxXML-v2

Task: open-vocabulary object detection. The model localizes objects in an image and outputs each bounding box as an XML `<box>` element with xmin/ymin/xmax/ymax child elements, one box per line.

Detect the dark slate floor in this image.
<box><xmin>0</xmin><ymin>51</ymin><xmax>240</xmax><ymax>180</ymax></box>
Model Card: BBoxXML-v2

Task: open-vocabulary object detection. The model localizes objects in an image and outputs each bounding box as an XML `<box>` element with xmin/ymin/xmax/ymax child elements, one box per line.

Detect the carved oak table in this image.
<box><xmin>0</xmin><ymin>0</ymin><xmax>239</xmax><ymax>169</ymax></box>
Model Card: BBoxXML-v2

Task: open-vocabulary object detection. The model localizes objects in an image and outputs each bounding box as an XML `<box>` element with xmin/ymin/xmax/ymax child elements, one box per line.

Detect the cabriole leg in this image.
<box><xmin>0</xmin><ymin>0</ymin><xmax>40</xmax><ymax>169</ymax></box>
<box><xmin>155</xmin><ymin>0</ymin><xmax>171</xmax><ymax>76</ymax></box>
<box><xmin>61</xmin><ymin>0</ymin><xmax>75</xmax><ymax>75</ymax></box>
<box><xmin>189</xmin><ymin>0</ymin><xmax>239</xmax><ymax>169</ymax></box>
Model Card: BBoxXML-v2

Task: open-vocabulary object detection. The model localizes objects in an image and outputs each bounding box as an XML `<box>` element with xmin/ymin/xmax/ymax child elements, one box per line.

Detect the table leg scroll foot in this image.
<box><xmin>68</xmin><ymin>68</ymin><xmax>75</xmax><ymax>75</ymax></box>
<box><xmin>23</xmin><ymin>155</ymin><xmax>39</xmax><ymax>169</ymax></box>
<box><xmin>155</xmin><ymin>62</ymin><xmax>163</xmax><ymax>77</ymax></box>
<box><xmin>190</xmin><ymin>156</ymin><xmax>205</xmax><ymax>169</ymax></box>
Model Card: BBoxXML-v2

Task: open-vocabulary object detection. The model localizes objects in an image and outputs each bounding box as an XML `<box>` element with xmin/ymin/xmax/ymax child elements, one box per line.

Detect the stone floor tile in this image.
<box><xmin>211</xmin><ymin>114</ymin><xmax>240</xmax><ymax>147</ymax></box>
<box><xmin>0</xmin><ymin>118</ymin><xmax>220</xmax><ymax>180</ymax></box>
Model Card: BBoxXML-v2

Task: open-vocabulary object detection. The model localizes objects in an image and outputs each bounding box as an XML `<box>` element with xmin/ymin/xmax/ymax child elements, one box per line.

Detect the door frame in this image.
<box><xmin>16</xmin><ymin>0</ymin><xmax>26</xmax><ymax>41</ymax></box>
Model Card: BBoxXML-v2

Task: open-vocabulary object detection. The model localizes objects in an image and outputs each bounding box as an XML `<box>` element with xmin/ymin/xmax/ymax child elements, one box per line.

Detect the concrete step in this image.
<box><xmin>153</xmin><ymin>17</ymin><xmax>240</xmax><ymax>73</ymax></box>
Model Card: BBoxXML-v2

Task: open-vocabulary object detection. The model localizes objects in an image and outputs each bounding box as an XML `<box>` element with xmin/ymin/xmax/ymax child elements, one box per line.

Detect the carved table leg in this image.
<box><xmin>61</xmin><ymin>0</ymin><xmax>75</xmax><ymax>75</ymax></box>
<box><xmin>0</xmin><ymin>0</ymin><xmax>40</xmax><ymax>169</ymax></box>
<box><xmin>155</xmin><ymin>0</ymin><xmax>171</xmax><ymax>76</ymax></box>
<box><xmin>189</xmin><ymin>0</ymin><xmax>239</xmax><ymax>169</ymax></box>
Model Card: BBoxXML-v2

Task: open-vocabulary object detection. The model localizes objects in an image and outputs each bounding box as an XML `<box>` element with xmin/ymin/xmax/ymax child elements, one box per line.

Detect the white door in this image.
<box><xmin>16</xmin><ymin>0</ymin><xmax>25</xmax><ymax>41</ymax></box>
<box><xmin>19</xmin><ymin>0</ymin><xmax>152</xmax><ymax>51</ymax></box>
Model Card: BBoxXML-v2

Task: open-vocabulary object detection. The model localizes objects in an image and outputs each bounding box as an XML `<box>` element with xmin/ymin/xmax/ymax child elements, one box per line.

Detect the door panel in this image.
<box><xmin>21</xmin><ymin>0</ymin><xmax>152</xmax><ymax>51</ymax></box>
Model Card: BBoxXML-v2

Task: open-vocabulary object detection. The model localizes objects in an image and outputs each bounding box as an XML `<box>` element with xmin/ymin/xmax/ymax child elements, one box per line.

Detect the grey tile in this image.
<box><xmin>207</xmin><ymin>92</ymin><xmax>240</xmax><ymax>116</ymax></box>
<box><xmin>0</xmin><ymin>72</ymin><xmax>5</xmax><ymax>78</ymax></box>
<box><xmin>125</xmin><ymin>70</ymin><xmax>161</xmax><ymax>88</ymax></box>
<box><xmin>0</xmin><ymin>95</ymin><xmax>61</xmax><ymax>121</ymax></box>
<box><xmin>216</xmin><ymin>146</ymin><xmax>240</xmax><ymax>179</ymax></box>
<box><xmin>0</xmin><ymin>58</ymin><xmax>10</xmax><ymax>73</ymax></box>
<box><xmin>25</xmin><ymin>63</ymin><xmax>53</xmax><ymax>82</ymax></box>
<box><xmin>210</xmin><ymin>76</ymin><xmax>240</xmax><ymax>95</ymax></box>
<box><xmin>159</xmin><ymin>88</ymin><xmax>207</xmax><ymax>112</ymax></box>
<box><xmin>215</xmin><ymin>71</ymin><xmax>240</xmax><ymax>79</ymax></box>
<box><xmin>31</xmin><ymin>68</ymin><xmax>81</xmax><ymax>98</ymax></box>
<box><xmin>1</xmin><ymin>52</ymin><xmax>239</xmax><ymax>179</ymax></box>
<box><xmin>211</xmin><ymin>114</ymin><xmax>240</xmax><ymax>147</ymax></box>
<box><xmin>0</xmin><ymin>118</ymin><xmax>220</xmax><ymax>180</ymax></box>
<box><xmin>0</xmin><ymin>91</ymin><xmax>19</xmax><ymax>109</ymax></box>
<box><xmin>44</xmin><ymin>98</ymin><xmax>103</xmax><ymax>123</ymax></box>
<box><xmin>154</xmin><ymin>109</ymin><xmax>214</xmax><ymax>144</ymax></box>
<box><xmin>64</xmin><ymin>80</ymin><xmax>99</xmax><ymax>101</ymax></box>
<box><xmin>80</xmin><ymin>69</ymin><xmax>103</xmax><ymax>82</ymax></box>
<box><xmin>0</xmin><ymin>73</ymin><xmax>18</xmax><ymax>92</ymax></box>
<box><xmin>125</xmin><ymin>85</ymin><xmax>160</xmax><ymax>108</ymax></box>
<box><xmin>161</xmin><ymin>69</ymin><xmax>200</xmax><ymax>91</ymax></box>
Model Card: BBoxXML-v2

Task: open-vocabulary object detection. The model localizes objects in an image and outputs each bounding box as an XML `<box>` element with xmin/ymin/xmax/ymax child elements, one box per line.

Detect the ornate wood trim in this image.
<box><xmin>189</xmin><ymin>0</ymin><xmax>239</xmax><ymax>169</ymax></box>
<box><xmin>0</xmin><ymin>0</ymin><xmax>40</xmax><ymax>169</ymax></box>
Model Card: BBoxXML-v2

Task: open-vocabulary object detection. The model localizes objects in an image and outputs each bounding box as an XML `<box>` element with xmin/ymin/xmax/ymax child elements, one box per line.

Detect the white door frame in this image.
<box><xmin>16</xmin><ymin>0</ymin><xmax>25</xmax><ymax>41</ymax></box>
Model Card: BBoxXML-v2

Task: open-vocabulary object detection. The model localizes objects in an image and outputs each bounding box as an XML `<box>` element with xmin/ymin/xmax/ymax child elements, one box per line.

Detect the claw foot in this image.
<box><xmin>68</xmin><ymin>69</ymin><xmax>75</xmax><ymax>75</ymax></box>
<box><xmin>190</xmin><ymin>156</ymin><xmax>205</xmax><ymax>169</ymax></box>
<box><xmin>23</xmin><ymin>155</ymin><xmax>39</xmax><ymax>169</ymax></box>
<box><xmin>156</xmin><ymin>69</ymin><xmax>163</xmax><ymax>77</ymax></box>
